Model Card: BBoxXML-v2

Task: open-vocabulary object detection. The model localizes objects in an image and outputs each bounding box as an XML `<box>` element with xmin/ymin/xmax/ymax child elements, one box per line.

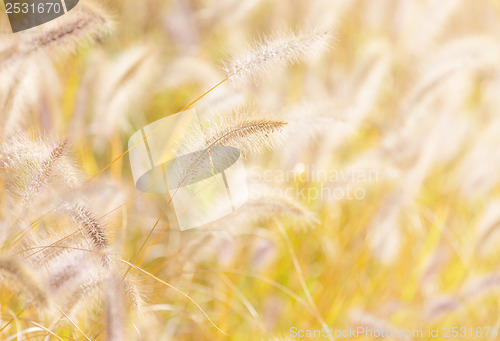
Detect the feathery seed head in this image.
<box><xmin>70</xmin><ymin>203</ymin><xmax>109</xmax><ymax>250</ymax></box>
<box><xmin>22</xmin><ymin>139</ymin><xmax>68</xmax><ymax>202</ymax></box>
<box><xmin>223</xmin><ymin>27</ymin><xmax>333</xmax><ymax>84</ymax></box>
<box><xmin>0</xmin><ymin>2</ymin><xmax>113</xmax><ymax>70</ymax></box>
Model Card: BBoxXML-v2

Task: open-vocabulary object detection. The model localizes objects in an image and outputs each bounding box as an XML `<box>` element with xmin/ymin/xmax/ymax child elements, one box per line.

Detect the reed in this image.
<box><xmin>0</xmin><ymin>0</ymin><xmax>499</xmax><ymax>339</ymax></box>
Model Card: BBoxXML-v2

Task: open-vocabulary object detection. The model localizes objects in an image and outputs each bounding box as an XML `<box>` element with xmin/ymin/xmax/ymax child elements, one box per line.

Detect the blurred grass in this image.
<box><xmin>3</xmin><ymin>0</ymin><xmax>500</xmax><ymax>340</ymax></box>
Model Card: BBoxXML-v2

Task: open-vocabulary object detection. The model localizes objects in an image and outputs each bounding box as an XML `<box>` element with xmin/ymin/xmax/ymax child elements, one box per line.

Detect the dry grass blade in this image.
<box><xmin>114</xmin><ymin>256</ymin><xmax>228</xmax><ymax>336</ymax></box>
<box><xmin>273</xmin><ymin>218</ymin><xmax>332</xmax><ymax>340</ymax></box>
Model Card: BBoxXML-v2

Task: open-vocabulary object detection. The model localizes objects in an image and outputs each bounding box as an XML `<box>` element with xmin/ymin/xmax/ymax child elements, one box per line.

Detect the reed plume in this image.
<box><xmin>70</xmin><ymin>203</ymin><xmax>109</xmax><ymax>250</ymax></box>
<box><xmin>2</xmin><ymin>0</ymin><xmax>499</xmax><ymax>338</ymax></box>
<box><xmin>201</xmin><ymin>115</ymin><xmax>287</xmax><ymax>154</ymax></box>
<box><xmin>0</xmin><ymin>134</ymin><xmax>82</xmax><ymax>208</ymax></box>
<box><xmin>0</xmin><ymin>2</ymin><xmax>112</xmax><ymax>70</ymax></box>
<box><xmin>223</xmin><ymin>27</ymin><xmax>333</xmax><ymax>84</ymax></box>
<box><xmin>176</xmin><ymin>114</ymin><xmax>286</xmax><ymax>187</ymax></box>
<box><xmin>23</xmin><ymin>139</ymin><xmax>67</xmax><ymax>202</ymax></box>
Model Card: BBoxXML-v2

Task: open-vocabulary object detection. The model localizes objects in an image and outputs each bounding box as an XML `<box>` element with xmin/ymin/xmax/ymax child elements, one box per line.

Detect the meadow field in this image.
<box><xmin>1</xmin><ymin>0</ymin><xmax>500</xmax><ymax>340</ymax></box>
